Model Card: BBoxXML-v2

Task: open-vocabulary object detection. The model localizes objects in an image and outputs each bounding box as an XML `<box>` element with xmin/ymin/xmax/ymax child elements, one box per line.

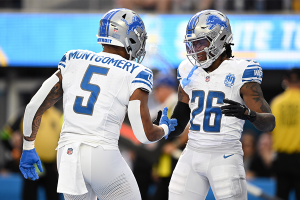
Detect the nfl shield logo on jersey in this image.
<box><xmin>67</xmin><ymin>148</ymin><xmax>73</xmax><ymax>155</ymax></box>
<box><xmin>206</xmin><ymin>76</ymin><xmax>210</xmax><ymax>82</ymax></box>
<box><xmin>224</xmin><ymin>73</ymin><xmax>235</xmax><ymax>87</ymax></box>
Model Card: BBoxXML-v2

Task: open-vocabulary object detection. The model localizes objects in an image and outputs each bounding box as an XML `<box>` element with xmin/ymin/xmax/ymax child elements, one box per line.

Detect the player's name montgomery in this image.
<box><xmin>60</xmin><ymin>50</ymin><xmax>141</xmax><ymax>73</ymax></box>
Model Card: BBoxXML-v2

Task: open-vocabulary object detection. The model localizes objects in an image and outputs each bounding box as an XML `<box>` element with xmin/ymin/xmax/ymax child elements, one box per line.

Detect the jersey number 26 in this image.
<box><xmin>190</xmin><ymin>91</ymin><xmax>225</xmax><ymax>132</ymax></box>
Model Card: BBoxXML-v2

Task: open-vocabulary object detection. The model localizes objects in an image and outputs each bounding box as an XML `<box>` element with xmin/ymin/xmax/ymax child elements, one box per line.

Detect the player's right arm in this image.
<box><xmin>128</xmin><ymin>88</ymin><xmax>177</xmax><ymax>143</ymax></box>
<box><xmin>167</xmin><ymin>85</ymin><xmax>191</xmax><ymax>138</ymax></box>
<box><xmin>20</xmin><ymin>55</ymin><xmax>64</xmax><ymax>180</ymax></box>
<box><xmin>166</xmin><ymin>61</ymin><xmax>192</xmax><ymax>139</ymax></box>
<box><xmin>23</xmin><ymin>70</ymin><xmax>63</xmax><ymax>142</ymax></box>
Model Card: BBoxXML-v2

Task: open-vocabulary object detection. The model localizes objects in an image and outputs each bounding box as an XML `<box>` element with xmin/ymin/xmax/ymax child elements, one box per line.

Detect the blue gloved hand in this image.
<box><xmin>159</xmin><ymin>107</ymin><xmax>178</xmax><ymax>139</ymax></box>
<box><xmin>19</xmin><ymin>148</ymin><xmax>43</xmax><ymax>181</ymax></box>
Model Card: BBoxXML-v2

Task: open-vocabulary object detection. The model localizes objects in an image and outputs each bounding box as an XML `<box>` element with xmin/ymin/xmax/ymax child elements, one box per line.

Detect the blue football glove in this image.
<box><xmin>159</xmin><ymin>107</ymin><xmax>178</xmax><ymax>139</ymax></box>
<box><xmin>19</xmin><ymin>148</ymin><xmax>43</xmax><ymax>181</ymax></box>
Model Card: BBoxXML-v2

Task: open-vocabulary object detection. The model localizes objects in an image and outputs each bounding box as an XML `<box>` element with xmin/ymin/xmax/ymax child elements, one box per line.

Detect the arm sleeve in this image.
<box><xmin>130</xmin><ymin>68</ymin><xmax>153</xmax><ymax>95</ymax></box>
<box><xmin>23</xmin><ymin>73</ymin><xmax>59</xmax><ymax>137</ymax></box>
<box><xmin>128</xmin><ymin>100</ymin><xmax>156</xmax><ymax>144</ymax></box>
<box><xmin>168</xmin><ymin>101</ymin><xmax>191</xmax><ymax>138</ymax></box>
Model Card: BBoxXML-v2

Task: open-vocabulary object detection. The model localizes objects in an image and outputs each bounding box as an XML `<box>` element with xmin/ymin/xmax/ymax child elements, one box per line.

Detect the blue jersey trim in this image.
<box><xmin>58</xmin><ymin>62</ymin><xmax>65</xmax><ymax>68</ymax></box>
<box><xmin>132</xmin><ymin>80</ymin><xmax>153</xmax><ymax>90</ymax></box>
<box><xmin>143</xmin><ymin>67</ymin><xmax>152</xmax><ymax>74</ymax></box>
<box><xmin>242</xmin><ymin>79</ymin><xmax>262</xmax><ymax>84</ymax></box>
<box><xmin>242</xmin><ymin>67</ymin><xmax>263</xmax><ymax>83</ymax></box>
<box><xmin>246</xmin><ymin>64</ymin><xmax>261</xmax><ymax>68</ymax></box>
<box><xmin>177</xmin><ymin>69</ymin><xmax>182</xmax><ymax>81</ymax></box>
<box><xmin>135</xmin><ymin>70</ymin><xmax>153</xmax><ymax>86</ymax></box>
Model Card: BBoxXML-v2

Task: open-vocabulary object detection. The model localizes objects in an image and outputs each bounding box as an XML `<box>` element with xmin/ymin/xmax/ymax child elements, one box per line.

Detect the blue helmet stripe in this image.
<box><xmin>99</xmin><ymin>20</ymin><xmax>108</xmax><ymax>37</ymax></box>
<box><xmin>187</xmin><ymin>12</ymin><xmax>203</xmax><ymax>34</ymax></box>
<box><xmin>106</xmin><ymin>9</ymin><xmax>121</xmax><ymax>37</ymax></box>
<box><xmin>100</xmin><ymin>9</ymin><xmax>121</xmax><ymax>37</ymax></box>
<box><xmin>100</xmin><ymin>10</ymin><xmax>115</xmax><ymax>37</ymax></box>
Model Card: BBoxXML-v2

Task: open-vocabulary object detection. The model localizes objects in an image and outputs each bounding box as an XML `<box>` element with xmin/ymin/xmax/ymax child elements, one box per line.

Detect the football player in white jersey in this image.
<box><xmin>167</xmin><ymin>10</ymin><xmax>275</xmax><ymax>200</ymax></box>
<box><xmin>18</xmin><ymin>8</ymin><xmax>177</xmax><ymax>200</ymax></box>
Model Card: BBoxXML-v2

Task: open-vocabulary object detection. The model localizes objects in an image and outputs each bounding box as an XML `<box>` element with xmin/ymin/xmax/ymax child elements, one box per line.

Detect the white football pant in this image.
<box><xmin>169</xmin><ymin>148</ymin><xmax>247</xmax><ymax>200</ymax></box>
<box><xmin>57</xmin><ymin>144</ymin><xmax>141</xmax><ymax>200</ymax></box>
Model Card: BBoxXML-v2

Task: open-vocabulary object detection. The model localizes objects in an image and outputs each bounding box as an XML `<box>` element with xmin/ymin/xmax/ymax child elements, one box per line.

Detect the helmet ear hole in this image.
<box><xmin>129</xmin><ymin>38</ymin><xmax>136</xmax><ymax>44</ymax></box>
<box><xmin>220</xmin><ymin>35</ymin><xmax>226</xmax><ymax>41</ymax></box>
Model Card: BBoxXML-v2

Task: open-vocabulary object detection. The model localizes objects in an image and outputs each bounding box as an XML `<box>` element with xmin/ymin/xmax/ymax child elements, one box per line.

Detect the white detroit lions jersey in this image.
<box><xmin>178</xmin><ymin>59</ymin><xmax>262</xmax><ymax>155</ymax></box>
<box><xmin>57</xmin><ymin>50</ymin><xmax>153</xmax><ymax>150</ymax></box>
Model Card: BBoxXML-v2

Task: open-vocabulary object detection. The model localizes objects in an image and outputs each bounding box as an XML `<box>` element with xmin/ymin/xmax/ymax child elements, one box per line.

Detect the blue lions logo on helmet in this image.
<box><xmin>121</xmin><ymin>15</ymin><xmax>144</xmax><ymax>35</ymax></box>
<box><xmin>206</xmin><ymin>14</ymin><xmax>229</xmax><ymax>32</ymax></box>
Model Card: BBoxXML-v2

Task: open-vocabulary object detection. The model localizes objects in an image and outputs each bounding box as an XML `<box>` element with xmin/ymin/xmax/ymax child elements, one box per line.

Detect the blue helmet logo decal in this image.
<box><xmin>206</xmin><ymin>14</ymin><xmax>229</xmax><ymax>32</ymax></box>
<box><xmin>121</xmin><ymin>16</ymin><xmax>144</xmax><ymax>35</ymax></box>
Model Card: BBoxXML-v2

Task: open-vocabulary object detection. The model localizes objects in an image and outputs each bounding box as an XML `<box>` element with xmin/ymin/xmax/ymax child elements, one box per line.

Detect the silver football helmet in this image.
<box><xmin>184</xmin><ymin>10</ymin><xmax>233</xmax><ymax>68</ymax></box>
<box><xmin>97</xmin><ymin>8</ymin><xmax>147</xmax><ymax>63</ymax></box>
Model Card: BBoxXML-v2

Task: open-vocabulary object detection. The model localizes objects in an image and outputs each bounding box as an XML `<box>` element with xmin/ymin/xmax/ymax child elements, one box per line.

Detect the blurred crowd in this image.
<box><xmin>1</xmin><ymin>0</ymin><xmax>300</xmax><ymax>12</ymax></box>
<box><xmin>1</xmin><ymin>68</ymin><xmax>300</xmax><ymax>199</ymax></box>
<box><xmin>116</xmin><ymin>0</ymin><xmax>300</xmax><ymax>13</ymax></box>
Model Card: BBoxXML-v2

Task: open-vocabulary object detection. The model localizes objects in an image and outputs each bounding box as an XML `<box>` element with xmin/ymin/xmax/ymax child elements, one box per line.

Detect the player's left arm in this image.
<box><xmin>241</xmin><ymin>82</ymin><xmax>275</xmax><ymax>131</ymax></box>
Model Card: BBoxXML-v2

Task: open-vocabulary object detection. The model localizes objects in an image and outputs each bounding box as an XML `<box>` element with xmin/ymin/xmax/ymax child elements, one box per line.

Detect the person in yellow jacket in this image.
<box><xmin>271</xmin><ymin>68</ymin><xmax>300</xmax><ymax>200</ymax></box>
<box><xmin>0</xmin><ymin>105</ymin><xmax>62</xmax><ymax>200</ymax></box>
<box><xmin>0</xmin><ymin>47</ymin><xmax>8</xmax><ymax>67</ymax></box>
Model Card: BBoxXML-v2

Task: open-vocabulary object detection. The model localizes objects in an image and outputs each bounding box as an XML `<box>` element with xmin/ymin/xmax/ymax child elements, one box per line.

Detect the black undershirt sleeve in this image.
<box><xmin>168</xmin><ymin>101</ymin><xmax>191</xmax><ymax>138</ymax></box>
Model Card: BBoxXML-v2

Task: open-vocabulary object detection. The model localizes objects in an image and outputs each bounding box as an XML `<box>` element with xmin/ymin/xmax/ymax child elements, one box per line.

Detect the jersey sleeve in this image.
<box><xmin>177</xmin><ymin>68</ymin><xmax>182</xmax><ymax>82</ymax></box>
<box><xmin>58</xmin><ymin>50</ymin><xmax>78</xmax><ymax>76</ymax></box>
<box><xmin>130</xmin><ymin>67</ymin><xmax>153</xmax><ymax>95</ymax></box>
<box><xmin>241</xmin><ymin>62</ymin><xmax>263</xmax><ymax>84</ymax></box>
<box><xmin>58</xmin><ymin>51</ymin><xmax>68</xmax><ymax>76</ymax></box>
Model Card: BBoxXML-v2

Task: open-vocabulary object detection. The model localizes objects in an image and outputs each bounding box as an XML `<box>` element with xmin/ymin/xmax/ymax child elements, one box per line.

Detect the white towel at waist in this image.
<box><xmin>56</xmin><ymin>133</ymin><xmax>118</xmax><ymax>150</ymax></box>
<box><xmin>57</xmin><ymin>142</ymin><xmax>87</xmax><ymax>195</ymax></box>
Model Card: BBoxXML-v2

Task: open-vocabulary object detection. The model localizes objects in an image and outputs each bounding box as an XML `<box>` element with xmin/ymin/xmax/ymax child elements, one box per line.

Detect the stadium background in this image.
<box><xmin>0</xmin><ymin>0</ymin><xmax>299</xmax><ymax>199</ymax></box>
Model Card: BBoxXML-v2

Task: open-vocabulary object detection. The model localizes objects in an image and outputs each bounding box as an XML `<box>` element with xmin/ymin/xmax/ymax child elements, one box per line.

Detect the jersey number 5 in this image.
<box><xmin>73</xmin><ymin>65</ymin><xmax>110</xmax><ymax>115</ymax></box>
<box><xmin>190</xmin><ymin>91</ymin><xmax>225</xmax><ymax>132</ymax></box>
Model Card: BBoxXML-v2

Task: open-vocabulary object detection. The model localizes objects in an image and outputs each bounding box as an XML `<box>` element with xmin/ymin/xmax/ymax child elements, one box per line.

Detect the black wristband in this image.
<box><xmin>168</xmin><ymin>101</ymin><xmax>190</xmax><ymax>138</ymax></box>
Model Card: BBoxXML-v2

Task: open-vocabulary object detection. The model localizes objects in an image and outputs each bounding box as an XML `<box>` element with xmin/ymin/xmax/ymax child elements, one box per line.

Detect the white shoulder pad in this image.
<box><xmin>23</xmin><ymin>72</ymin><xmax>59</xmax><ymax>137</ymax></box>
<box><xmin>177</xmin><ymin>59</ymin><xmax>194</xmax><ymax>81</ymax></box>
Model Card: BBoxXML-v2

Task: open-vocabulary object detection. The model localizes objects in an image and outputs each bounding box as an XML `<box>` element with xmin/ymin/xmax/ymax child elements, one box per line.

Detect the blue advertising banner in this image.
<box><xmin>0</xmin><ymin>13</ymin><xmax>299</xmax><ymax>69</ymax></box>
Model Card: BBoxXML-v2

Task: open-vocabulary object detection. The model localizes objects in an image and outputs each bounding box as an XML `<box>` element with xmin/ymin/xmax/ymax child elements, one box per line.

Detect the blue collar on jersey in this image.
<box><xmin>181</xmin><ymin>65</ymin><xmax>198</xmax><ymax>89</ymax></box>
